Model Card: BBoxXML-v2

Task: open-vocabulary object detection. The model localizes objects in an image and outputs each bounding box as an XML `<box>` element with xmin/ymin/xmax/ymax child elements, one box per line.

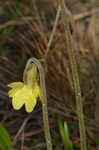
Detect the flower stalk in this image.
<box><xmin>8</xmin><ymin>57</ymin><xmax>52</xmax><ymax>150</ymax></box>
<box><xmin>59</xmin><ymin>1</ymin><xmax>87</xmax><ymax>150</ymax></box>
<box><xmin>25</xmin><ymin>58</ymin><xmax>53</xmax><ymax>150</ymax></box>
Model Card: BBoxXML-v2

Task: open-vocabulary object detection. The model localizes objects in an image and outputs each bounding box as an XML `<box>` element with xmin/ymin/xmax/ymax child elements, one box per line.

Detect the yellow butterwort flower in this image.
<box><xmin>8</xmin><ymin>82</ymin><xmax>41</xmax><ymax>113</ymax></box>
<box><xmin>8</xmin><ymin>63</ymin><xmax>42</xmax><ymax>113</ymax></box>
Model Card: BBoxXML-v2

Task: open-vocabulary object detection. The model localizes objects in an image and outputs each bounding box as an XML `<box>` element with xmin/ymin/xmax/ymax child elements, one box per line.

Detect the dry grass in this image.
<box><xmin>0</xmin><ymin>0</ymin><xmax>99</xmax><ymax>149</ymax></box>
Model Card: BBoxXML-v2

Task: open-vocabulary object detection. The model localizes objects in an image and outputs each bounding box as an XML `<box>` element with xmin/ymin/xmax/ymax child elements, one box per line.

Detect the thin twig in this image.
<box><xmin>44</xmin><ymin>5</ymin><xmax>61</xmax><ymax>61</ymax></box>
<box><xmin>14</xmin><ymin>116</ymin><xmax>30</xmax><ymax>144</ymax></box>
<box><xmin>59</xmin><ymin>1</ymin><xmax>87</xmax><ymax>150</ymax></box>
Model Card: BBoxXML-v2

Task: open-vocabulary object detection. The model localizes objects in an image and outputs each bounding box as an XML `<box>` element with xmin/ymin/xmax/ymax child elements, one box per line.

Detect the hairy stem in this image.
<box><xmin>59</xmin><ymin>1</ymin><xmax>87</xmax><ymax>150</ymax></box>
<box><xmin>26</xmin><ymin>58</ymin><xmax>53</xmax><ymax>150</ymax></box>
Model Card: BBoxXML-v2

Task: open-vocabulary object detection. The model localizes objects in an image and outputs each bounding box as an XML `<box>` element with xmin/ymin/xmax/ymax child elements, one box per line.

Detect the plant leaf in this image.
<box><xmin>0</xmin><ymin>123</ymin><xmax>14</xmax><ymax>150</ymax></box>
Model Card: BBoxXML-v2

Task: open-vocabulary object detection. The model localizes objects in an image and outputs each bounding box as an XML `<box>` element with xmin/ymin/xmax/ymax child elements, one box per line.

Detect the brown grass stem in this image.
<box><xmin>44</xmin><ymin>5</ymin><xmax>61</xmax><ymax>61</ymax></box>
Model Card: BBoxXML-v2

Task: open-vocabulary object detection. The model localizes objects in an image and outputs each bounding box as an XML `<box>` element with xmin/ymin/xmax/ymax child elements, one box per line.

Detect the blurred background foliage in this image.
<box><xmin>0</xmin><ymin>0</ymin><xmax>99</xmax><ymax>150</ymax></box>
<box><xmin>0</xmin><ymin>123</ymin><xmax>14</xmax><ymax>150</ymax></box>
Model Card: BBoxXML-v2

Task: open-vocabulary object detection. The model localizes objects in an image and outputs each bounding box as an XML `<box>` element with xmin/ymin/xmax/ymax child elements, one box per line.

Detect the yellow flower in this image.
<box><xmin>8</xmin><ymin>82</ymin><xmax>42</xmax><ymax>113</ymax></box>
<box><xmin>8</xmin><ymin>63</ymin><xmax>42</xmax><ymax>112</ymax></box>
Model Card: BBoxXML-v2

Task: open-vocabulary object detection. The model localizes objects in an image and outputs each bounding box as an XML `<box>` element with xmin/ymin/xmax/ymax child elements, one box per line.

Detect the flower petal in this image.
<box><xmin>25</xmin><ymin>98</ymin><xmax>37</xmax><ymax>113</ymax></box>
<box><xmin>12</xmin><ymin>96</ymin><xmax>24</xmax><ymax>110</ymax></box>
<box><xmin>8</xmin><ymin>82</ymin><xmax>24</xmax><ymax>89</ymax></box>
<box><xmin>8</xmin><ymin>88</ymin><xmax>20</xmax><ymax>97</ymax></box>
<box><xmin>24</xmin><ymin>85</ymin><xmax>41</xmax><ymax>113</ymax></box>
<box><xmin>33</xmin><ymin>84</ymin><xmax>42</xmax><ymax>99</ymax></box>
<box><xmin>11</xmin><ymin>85</ymin><xmax>33</xmax><ymax>111</ymax></box>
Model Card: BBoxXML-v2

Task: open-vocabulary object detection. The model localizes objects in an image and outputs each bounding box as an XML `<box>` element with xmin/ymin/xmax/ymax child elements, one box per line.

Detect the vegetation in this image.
<box><xmin>0</xmin><ymin>0</ymin><xmax>99</xmax><ymax>150</ymax></box>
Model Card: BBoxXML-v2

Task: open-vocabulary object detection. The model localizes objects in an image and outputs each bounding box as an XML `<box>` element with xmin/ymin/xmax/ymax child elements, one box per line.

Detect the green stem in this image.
<box><xmin>27</xmin><ymin>58</ymin><xmax>53</xmax><ymax>150</ymax></box>
<box><xmin>59</xmin><ymin>1</ymin><xmax>87</xmax><ymax>150</ymax></box>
